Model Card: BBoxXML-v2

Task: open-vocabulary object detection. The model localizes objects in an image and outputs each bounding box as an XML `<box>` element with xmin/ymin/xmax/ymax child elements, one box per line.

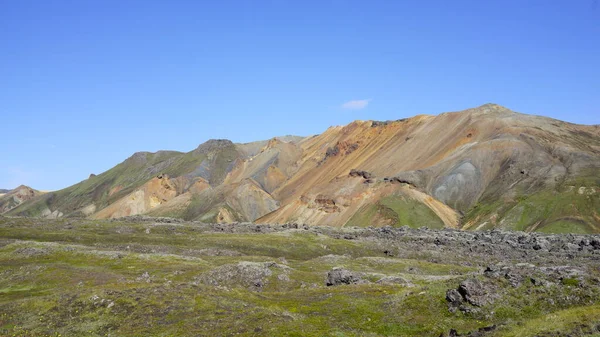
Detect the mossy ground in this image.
<box><xmin>346</xmin><ymin>195</ymin><xmax>445</xmax><ymax>229</ymax></box>
<box><xmin>0</xmin><ymin>217</ymin><xmax>598</xmax><ymax>336</ymax></box>
<box><xmin>464</xmin><ymin>177</ymin><xmax>599</xmax><ymax>233</ymax></box>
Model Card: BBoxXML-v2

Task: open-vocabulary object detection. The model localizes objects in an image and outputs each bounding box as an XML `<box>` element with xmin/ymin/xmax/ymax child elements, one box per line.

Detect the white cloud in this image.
<box><xmin>341</xmin><ymin>99</ymin><xmax>371</xmax><ymax>110</ymax></box>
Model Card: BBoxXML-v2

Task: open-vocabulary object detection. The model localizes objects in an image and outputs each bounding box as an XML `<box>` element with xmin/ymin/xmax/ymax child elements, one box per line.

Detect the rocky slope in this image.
<box><xmin>8</xmin><ymin>104</ymin><xmax>600</xmax><ymax>233</ymax></box>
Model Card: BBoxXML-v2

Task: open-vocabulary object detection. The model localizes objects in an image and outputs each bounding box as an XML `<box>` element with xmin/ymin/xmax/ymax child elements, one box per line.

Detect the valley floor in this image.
<box><xmin>1</xmin><ymin>216</ymin><xmax>600</xmax><ymax>336</ymax></box>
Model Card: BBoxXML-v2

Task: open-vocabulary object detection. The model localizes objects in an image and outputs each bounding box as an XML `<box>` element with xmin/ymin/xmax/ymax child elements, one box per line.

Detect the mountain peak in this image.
<box><xmin>479</xmin><ymin>103</ymin><xmax>504</xmax><ymax>108</ymax></box>
<box><xmin>475</xmin><ymin>103</ymin><xmax>513</xmax><ymax>114</ymax></box>
<box><xmin>125</xmin><ymin>151</ymin><xmax>150</xmax><ymax>165</ymax></box>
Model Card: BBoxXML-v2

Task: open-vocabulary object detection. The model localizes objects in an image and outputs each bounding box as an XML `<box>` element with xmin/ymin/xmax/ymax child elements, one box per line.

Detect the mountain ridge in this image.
<box><xmin>8</xmin><ymin>104</ymin><xmax>600</xmax><ymax>233</ymax></box>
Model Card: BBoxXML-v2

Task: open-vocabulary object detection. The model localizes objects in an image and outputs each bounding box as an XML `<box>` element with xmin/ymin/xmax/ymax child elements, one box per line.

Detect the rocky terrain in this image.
<box><xmin>1</xmin><ymin>215</ymin><xmax>600</xmax><ymax>336</ymax></box>
<box><xmin>6</xmin><ymin>104</ymin><xmax>600</xmax><ymax>234</ymax></box>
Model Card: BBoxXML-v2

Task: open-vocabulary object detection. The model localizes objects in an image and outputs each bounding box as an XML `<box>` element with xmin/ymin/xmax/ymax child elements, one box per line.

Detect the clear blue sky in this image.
<box><xmin>1</xmin><ymin>0</ymin><xmax>599</xmax><ymax>191</ymax></box>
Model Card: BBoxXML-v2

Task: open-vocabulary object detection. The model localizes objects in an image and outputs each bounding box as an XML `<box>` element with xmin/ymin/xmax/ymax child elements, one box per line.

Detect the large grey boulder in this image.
<box><xmin>326</xmin><ymin>267</ymin><xmax>364</xmax><ymax>286</ymax></box>
<box><xmin>458</xmin><ymin>279</ymin><xmax>488</xmax><ymax>307</ymax></box>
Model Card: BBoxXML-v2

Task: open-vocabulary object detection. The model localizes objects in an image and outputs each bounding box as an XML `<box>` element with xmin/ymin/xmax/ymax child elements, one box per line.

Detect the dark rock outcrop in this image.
<box><xmin>349</xmin><ymin>169</ymin><xmax>373</xmax><ymax>180</ymax></box>
<box><xmin>315</xmin><ymin>195</ymin><xmax>340</xmax><ymax>213</ymax></box>
<box><xmin>320</xmin><ymin>141</ymin><xmax>360</xmax><ymax>164</ymax></box>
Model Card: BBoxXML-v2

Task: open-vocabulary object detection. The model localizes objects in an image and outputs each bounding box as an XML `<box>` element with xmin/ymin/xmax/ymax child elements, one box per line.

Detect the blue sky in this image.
<box><xmin>1</xmin><ymin>0</ymin><xmax>599</xmax><ymax>191</ymax></box>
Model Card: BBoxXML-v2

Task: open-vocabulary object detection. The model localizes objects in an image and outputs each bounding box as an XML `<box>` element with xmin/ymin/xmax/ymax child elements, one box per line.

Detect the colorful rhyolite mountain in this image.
<box><xmin>7</xmin><ymin>104</ymin><xmax>600</xmax><ymax>233</ymax></box>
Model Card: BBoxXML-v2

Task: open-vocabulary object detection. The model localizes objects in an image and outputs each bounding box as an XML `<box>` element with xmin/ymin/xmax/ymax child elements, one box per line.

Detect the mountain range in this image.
<box><xmin>5</xmin><ymin>104</ymin><xmax>599</xmax><ymax>233</ymax></box>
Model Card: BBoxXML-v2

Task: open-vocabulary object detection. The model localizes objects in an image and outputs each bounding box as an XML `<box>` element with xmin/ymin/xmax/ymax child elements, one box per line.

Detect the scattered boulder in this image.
<box><xmin>484</xmin><ymin>263</ymin><xmax>588</xmax><ymax>288</ymax></box>
<box><xmin>483</xmin><ymin>265</ymin><xmax>506</xmax><ymax>279</ymax></box>
<box><xmin>13</xmin><ymin>246</ymin><xmax>50</xmax><ymax>257</ymax></box>
<box><xmin>136</xmin><ymin>271</ymin><xmax>152</xmax><ymax>283</ymax></box>
<box><xmin>458</xmin><ymin>279</ymin><xmax>491</xmax><ymax>307</ymax></box>
<box><xmin>446</xmin><ymin>288</ymin><xmax>464</xmax><ymax>310</ymax></box>
<box><xmin>198</xmin><ymin>261</ymin><xmax>287</xmax><ymax>291</ymax></box>
<box><xmin>440</xmin><ymin>325</ymin><xmax>497</xmax><ymax>337</ymax></box>
<box><xmin>326</xmin><ymin>267</ymin><xmax>365</xmax><ymax>286</ymax></box>
<box><xmin>484</xmin><ymin>264</ymin><xmax>526</xmax><ymax>287</ymax></box>
<box><xmin>447</xmin><ymin>278</ymin><xmax>497</xmax><ymax>312</ymax></box>
<box><xmin>530</xmin><ymin>277</ymin><xmax>553</xmax><ymax>287</ymax></box>
<box><xmin>376</xmin><ymin>276</ymin><xmax>413</xmax><ymax>286</ymax></box>
<box><xmin>504</xmin><ymin>270</ymin><xmax>524</xmax><ymax>287</ymax></box>
<box><xmin>194</xmin><ymin>248</ymin><xmax>243</xmax><ymax>256</ymax></box>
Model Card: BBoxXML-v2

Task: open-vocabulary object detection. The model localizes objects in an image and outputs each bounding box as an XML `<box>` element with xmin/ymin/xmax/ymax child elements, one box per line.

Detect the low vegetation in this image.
<box><xmin>1</xmin><ymin>216</ymin><xmax>599</xmax><ymax>336</ymax></box>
